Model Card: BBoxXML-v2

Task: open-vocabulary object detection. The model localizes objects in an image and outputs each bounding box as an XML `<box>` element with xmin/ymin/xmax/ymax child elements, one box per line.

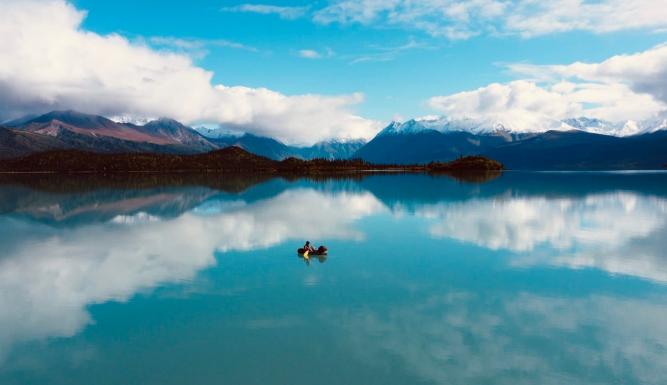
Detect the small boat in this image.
<box><xmin>297</xmin><ymin>246</ymin><xmax>328</xmax><ymax>257</ymax></box>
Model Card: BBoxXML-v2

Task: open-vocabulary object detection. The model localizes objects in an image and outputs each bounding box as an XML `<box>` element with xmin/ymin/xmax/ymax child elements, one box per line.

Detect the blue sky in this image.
<box><xmin>2</xmin><ymin>1</ymin><xmax>667</xmax><ymax>143</ymax></box>
<box><xmin>73</xmin><ymin>0</ymin><xmax>667</xmax><ymax>120</ymax></box>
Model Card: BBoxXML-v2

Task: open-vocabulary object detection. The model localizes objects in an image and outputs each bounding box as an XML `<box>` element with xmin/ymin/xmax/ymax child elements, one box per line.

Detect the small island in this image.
<box><xmin>0</xmin><ymin>147</ymin><xmax>504</xmax><ymax>175</ymax></box>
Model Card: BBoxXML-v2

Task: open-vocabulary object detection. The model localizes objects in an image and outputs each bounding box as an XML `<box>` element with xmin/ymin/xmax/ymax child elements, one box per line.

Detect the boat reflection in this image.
<box><xmin>299</xmin><ymin>253</ymin><xmax>328</xmax><ymax>266</ymax></box>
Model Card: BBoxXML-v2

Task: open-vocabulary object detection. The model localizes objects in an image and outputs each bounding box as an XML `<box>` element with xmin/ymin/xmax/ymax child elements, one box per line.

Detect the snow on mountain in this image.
<box><xmin>380</xmin><ymin>115</ymin><xmax>667</xmax><ymax>137</ymax></box>
<box><xmin>195</xmin><ymin>126</ymin><xmax>244</xmax><ymax>139</ymax></box>
<box><xmin>380</xmin><ymin>116</ymin><xmax>560</xmax><ymax>136</ymax></box>
<box><xmin>110</xmin><ymin>115</ymin><xmax>155</xmax><ymax>126</ymax></box>
<box><xmin>561</xmin><ymin>117</ymin><xmax>639</xmax><ymax>136</ymax></box>
<box><xmin>637</xmin><ymin>117</ymin><xmax>667</xmax><ymax>134</ymax></box>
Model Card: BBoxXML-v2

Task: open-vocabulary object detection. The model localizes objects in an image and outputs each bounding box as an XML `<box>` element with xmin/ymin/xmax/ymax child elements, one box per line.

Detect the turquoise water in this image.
<box><xmin>1</xmin><ymin>172</ymin><xmax>667</xmax><ymax>385</ymax></box>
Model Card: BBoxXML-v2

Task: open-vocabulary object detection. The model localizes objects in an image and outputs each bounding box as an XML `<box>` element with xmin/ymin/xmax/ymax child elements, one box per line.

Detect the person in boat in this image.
<box><xmin>303</xmin><ymin>241</ymin><xmax>316</xmax><ymax>253</ymax></box>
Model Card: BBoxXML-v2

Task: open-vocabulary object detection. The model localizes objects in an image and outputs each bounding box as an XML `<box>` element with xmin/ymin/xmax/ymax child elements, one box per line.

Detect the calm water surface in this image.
<box><xmin>1</xmin><ymin>172</ymin><xmax>666</xmax><ymax>385</ymax></box>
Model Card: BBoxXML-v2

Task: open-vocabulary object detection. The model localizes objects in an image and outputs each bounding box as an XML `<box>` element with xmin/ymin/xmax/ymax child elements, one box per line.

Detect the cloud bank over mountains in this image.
<box><xmin>427</xmin><ymin>44</ymin><xmax>667</xmax><ymax>133</ymax></box>
<box><xmin>0</xmin><ymin>0</ymin><xmax>380</xmax><ymax>145</ymax></box>
<box><xmin>2</xmin><ymin>0</ymin><xmax>667</xmax><ymax>141</ymax></box>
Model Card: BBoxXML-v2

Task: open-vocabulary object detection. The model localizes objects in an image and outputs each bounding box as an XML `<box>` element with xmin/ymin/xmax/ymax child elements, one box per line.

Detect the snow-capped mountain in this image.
<box><xmin>380</xmin><ymin>115</ymin><xmax>667</xmax><ymax>138</ymax></box>
<box><xmin>379</xmin><ymin>116</ymin><xmax>558</xmax><ymax>136</ymax></box>
<box><xmin>561</xmin><ymin>117</ymin><xmax>641</xmax><ymax>137</ymax></box>
<box><xmin>355</xmin><ymin>113</ymin><xmax>667</xmax><ymax>168</ymax></box>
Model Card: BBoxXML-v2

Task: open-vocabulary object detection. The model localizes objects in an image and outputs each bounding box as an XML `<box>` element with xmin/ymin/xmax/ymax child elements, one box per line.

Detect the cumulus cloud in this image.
<box><xmin>0</xmin><ymin>0</ymin><xmax>380</xmax><ymax>144</ymax></box>
<box><xmin>314</xmin><ymin>0</ymin><xmax>667</xmax><ymax>39</ymax></box>
<box><xmin>428</xmin><ymin>80</ymin><xmax>581</xmax><ymax>132</ymax></box>
<box><xmin>510</xmin><ymin>43</ymin><xmax>667</xmax><ymax>105</ymax></box>
<box><xmin>428</xmin><ymin>80</ymin><xmax>664</xmax><ymax>131</ymax></box>
<box><xmin>427</xmin><ymin>44</ymin><xmax>667</xmax><ymax>131</ymax></box>
<box><xmin>221</xmin><ymin>4</ymin><xmax>308</xmax><ymax>20</ymax></box>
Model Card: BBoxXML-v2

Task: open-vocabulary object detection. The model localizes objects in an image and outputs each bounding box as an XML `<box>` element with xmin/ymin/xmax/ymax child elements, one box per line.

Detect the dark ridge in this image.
<box><xmin>0</xmin><ymin>147</ymin><xmax>504</xmax><ymax>174</ymax></box>
<box><xmin>0</xmin><ymin>146</ymin><xmax>275</xmax><ymax>173</ymax></box>
<box><xmin>427</xmin><ymin>156</ymin><xmax>504</xmax><ymax>171</ymax></box>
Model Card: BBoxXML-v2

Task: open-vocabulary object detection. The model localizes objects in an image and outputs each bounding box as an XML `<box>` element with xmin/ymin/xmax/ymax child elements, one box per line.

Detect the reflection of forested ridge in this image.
<box><xmin>0</xmin><ymin>173</ymin><xmax>274</xmax><ymax>194</ymax></box>
<box><xmin>0</xmin><ymin>174</ymin><xmax>368</xmax><ymax>225</ymax></box>
<box><xmin>0</xmin><ymin>172</ymin><xmax>499</xmax><ymax>225</ymax></box>
<box><xmin>0</xmin><ymin>184</ymin><xmax>215</xmax><ymax>226</ymax></box>
<box><xmin>358</xmin><ymin>171</ymin><xmax>667</xmax><ymax>210</ymax></box>
<box><xmin>2</xmin><ymin>171</ymin><xmax>665</xmax><ymax>226</ymax></box>
<box><xmin>0</xmin><ymin>174</ymin><xmax>277</xmax><ymax>225</ymax></box>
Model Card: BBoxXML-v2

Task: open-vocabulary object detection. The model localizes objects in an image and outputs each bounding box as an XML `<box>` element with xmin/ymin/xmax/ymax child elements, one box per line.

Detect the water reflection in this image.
<box><xmin>0</xmin><ymin>171</ymin><xmax>666</xmax><ymax>383</ymax></box>
<box><xmin>330</xmin><ymin>292</ymin><xmax>667</xmax><ymax>385</ymax></box>
<box><xmin>413</xmin><ymin>193</ymin><xmax>667</xmax><ymax>282</ymax></box>
<box><xmin>0</xmin><ymin>175</ymin><xmax>384</xmax><ymax>362</ymax></box>
<box><xmin>299</xmin><ymin>253</ymin><xmax>328</xmax><ymax>266</ymax></box>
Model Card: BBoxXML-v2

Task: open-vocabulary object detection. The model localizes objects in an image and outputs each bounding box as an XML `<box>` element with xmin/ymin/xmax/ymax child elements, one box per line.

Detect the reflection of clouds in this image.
<box><xmin>203</xmin><ymin>189</ymin><xmax>385</xmax><ymax>251</ymax></box>
<box><xmin>330</xmin><ymin>293</ymin><xmax>667</xmax><ymax>385</ymax></box>
<box><xmin>0</xmin><ymin>188</ymin><xmax>384</xmax><ymax>362</ymax></box>
<box><xmin>417</xmin><ymin>192</ymin><xmax>667</xmax><ymax>282</ymax></box>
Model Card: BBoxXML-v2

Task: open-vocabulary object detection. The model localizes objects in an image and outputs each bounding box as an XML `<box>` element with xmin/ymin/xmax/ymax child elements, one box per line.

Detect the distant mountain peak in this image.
<box><xmin>314</xmin><ymin>137</ymin><xmax>367</xmax><ymax>146</ymax></box>
<box><xmin>35</xmin><ymin>110</ymin><xmax>107</xmax><ymax>122</ymax></box>
<box><xmin>144</xmin><ymin>117</ymin><xmax>189</xmax><ymax>129</ymax></box>
<box><xmin>24</xmin><ymin>110</ymin><xmax>117</xmax><ymax>130</ymax></box>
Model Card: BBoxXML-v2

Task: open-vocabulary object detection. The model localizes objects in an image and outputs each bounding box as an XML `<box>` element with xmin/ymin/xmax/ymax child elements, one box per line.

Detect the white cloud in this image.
<box><xmin>427</xmin><ymin>44</ymin><xmax>667</xmax><ymax>131</ymax></box>
<box><xmin>298</xmin><ymin>49</ymin><xmax>322</xmax><ymax>59</ymax></box>
<box><xmin>428</xmin><ymin>80</ymin><xmax>664</xmax><ymax>131</ymax></box>
<box><xmin>221</xmin><ymin>4</ymin><xmax>308</xmax><ymax>20</ymax></box>
<box><xmin>511</xmin><ymin>43</ymin><xmax>667</xmax><ymax>105</ymax></box>
<box><xmin>504</xmin><ymin>0</ymin><xmax>667</xmax><ymax>37</ymax></box>
<box><xmin>314</xmin><ymin>0</ymin><xmax>505</xmax><ymax>40</ymax></box>
<box><xmin>314</xmin><ymin>0</ymin><xmax>667</xmax><ymax>39</ymax></box>
<box><xmin>428</xmin><ymin>80</ymin><xmax>582</xmax><ymax>132</ymax></box>
<box><xmin>0</xmin><ymin>0</ymin><xmax>380</xmax><ymax>144</ymax></box>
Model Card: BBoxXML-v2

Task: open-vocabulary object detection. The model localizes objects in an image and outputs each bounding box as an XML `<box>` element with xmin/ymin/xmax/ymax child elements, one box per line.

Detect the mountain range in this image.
<box><xmin>0</xmin><ymin>110</ymin><xmax>364</xmax><ymax>161</ymax></box>
<box><xmin>356</xmin><ymin>117</ymin><xmax>667</xmax><ymax>170</ymax></box>
<box><xmin>2</xmin><ymin>110</ymin><xmax>667</xmax><ymax>170</ymax></box>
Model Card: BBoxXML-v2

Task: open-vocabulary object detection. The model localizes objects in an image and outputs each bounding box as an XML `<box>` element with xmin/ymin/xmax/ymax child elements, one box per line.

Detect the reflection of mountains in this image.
<box><xmin>357</xmin><ymin>171</ymin><xmax>667</xmax><ymax>209</ymax></box>
<box><xmin>2</xmin><ymin>172</ymin><xmax>665</xmax><ymax>285</ymax></box>
<box><xmin>0</xmin><ymin>180</ymin><xmax>385</xmax><ymax>363</ymax></box>
<box><xmin>3</xmin><ymin>172</ymin><xmax>667</xmax><ymax>225</ymax></box>
<box><xmin>0</xmin><ymin>173</ymin><xmax>278</xmax><ymax>225</ymax></box>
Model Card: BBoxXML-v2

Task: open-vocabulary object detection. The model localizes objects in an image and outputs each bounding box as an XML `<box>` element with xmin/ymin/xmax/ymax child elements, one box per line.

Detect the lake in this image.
<box><xmin>1</xmin><ymin>171</ymin><xmax>666</xmax><ymax>385</ymax></box>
